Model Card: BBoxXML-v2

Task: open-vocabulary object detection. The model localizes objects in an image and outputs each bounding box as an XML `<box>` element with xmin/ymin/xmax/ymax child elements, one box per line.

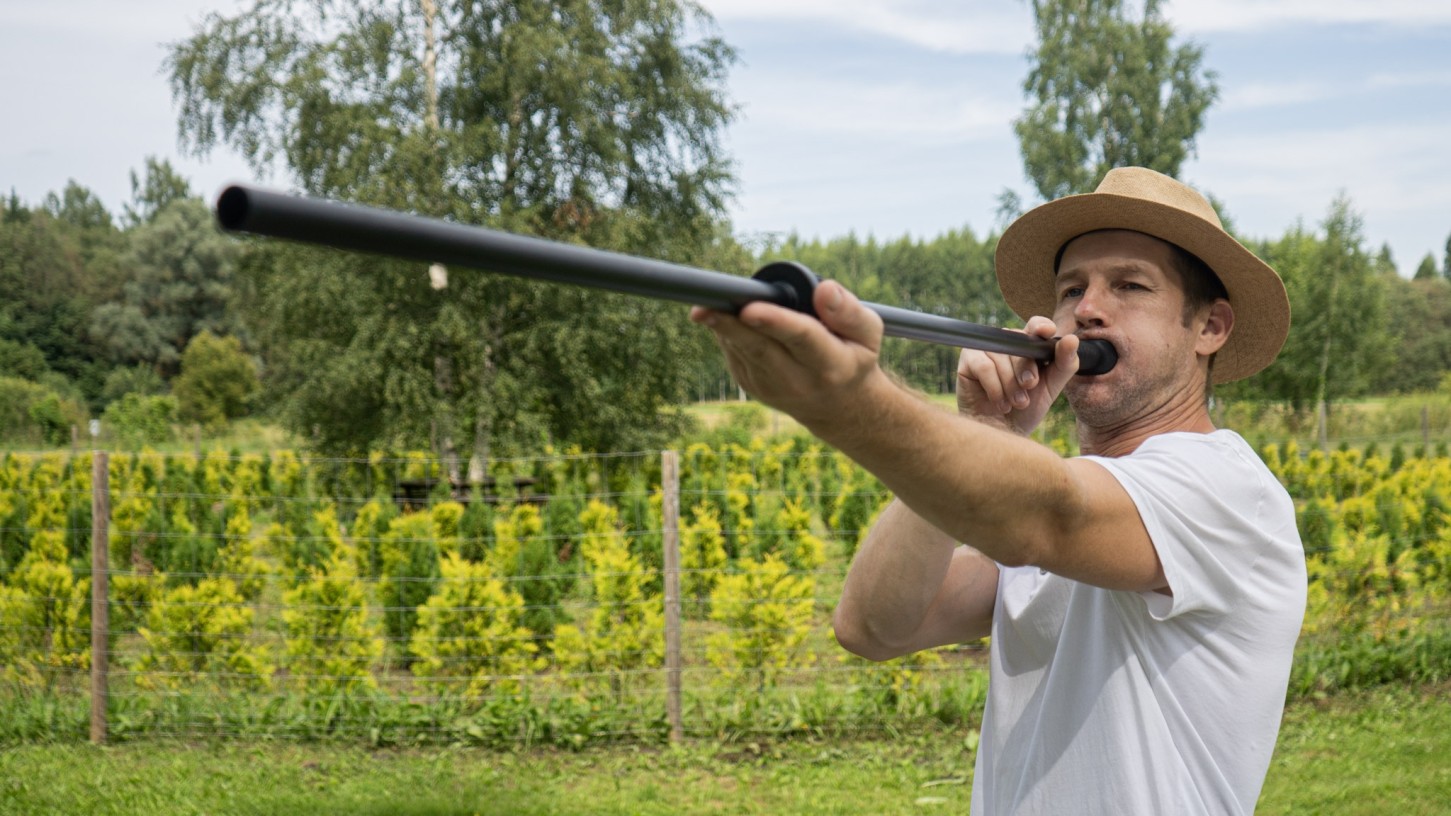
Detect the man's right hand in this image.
<box><xmin>955</xmin><ymin>316</ymin><xmax>1080</xmax><ymax>435</ymax></box>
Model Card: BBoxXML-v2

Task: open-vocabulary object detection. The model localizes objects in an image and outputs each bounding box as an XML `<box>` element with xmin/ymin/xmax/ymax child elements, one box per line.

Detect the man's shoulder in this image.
<box><xmin>1085</xmin><ymin>428</ymin><xmax>1293</xmax><ymax>514</ymax></box>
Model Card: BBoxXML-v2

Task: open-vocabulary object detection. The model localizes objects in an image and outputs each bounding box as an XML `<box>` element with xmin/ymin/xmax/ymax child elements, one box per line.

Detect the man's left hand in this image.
<box><xmin>688</xmin><ymin>280</ymin><xmax>888</xmax><ymax>431</ymax></box>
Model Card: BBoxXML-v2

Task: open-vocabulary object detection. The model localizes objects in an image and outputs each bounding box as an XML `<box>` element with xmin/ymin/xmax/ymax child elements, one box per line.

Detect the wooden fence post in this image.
<box><xmin>90</xmin><ymin>451</ymin><xmax>110</xmax><ymax>745</ymax></box>
<box><xmin>661</xmin><ymin>450</ymin><xmax>683</xmax><ymax>743</ymax></box>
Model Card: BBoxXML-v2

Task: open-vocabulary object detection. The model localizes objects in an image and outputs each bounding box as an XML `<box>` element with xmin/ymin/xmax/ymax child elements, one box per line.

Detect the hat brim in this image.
<box><xmin>995</xmin><ymin>192</ymin><xmax>1290</xmax><ymax>383</ymax></box>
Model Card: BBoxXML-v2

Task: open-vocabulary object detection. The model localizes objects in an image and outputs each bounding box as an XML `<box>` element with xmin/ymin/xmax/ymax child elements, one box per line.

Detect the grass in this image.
<box><xmin>1257</xmin><ymin>683</ymin><xmax>1451</xmax><ymax>815</ymax></box>
<box><xmin>2</xmin><ymin>685</ymin><xmax>1446</xmax><ymax>815</ymax></box>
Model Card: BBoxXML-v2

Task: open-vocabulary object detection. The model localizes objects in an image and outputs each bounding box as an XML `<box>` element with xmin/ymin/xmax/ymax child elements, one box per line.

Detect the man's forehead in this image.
<box><xmin>1055</xmin><ymin>230</ymin><xmax>1176</xmax><ymax>275</ymax></box>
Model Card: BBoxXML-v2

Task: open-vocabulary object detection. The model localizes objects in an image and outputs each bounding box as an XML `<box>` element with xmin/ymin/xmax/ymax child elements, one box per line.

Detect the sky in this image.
<box><xmin>2</xmin><ymin>0</ymin><xmax>1449</xmax><ymax>275</ymax></box>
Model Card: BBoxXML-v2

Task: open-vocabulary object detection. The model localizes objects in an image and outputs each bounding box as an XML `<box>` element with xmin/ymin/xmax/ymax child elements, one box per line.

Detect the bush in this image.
<box><xmin>173</xmin><ymin>331</ymin><xmax>259</xmax><ymax>429</ymax></box>
<box><xmin>0</xmin><ymin>339</ymin><xmax>50</xmax><ymax>381</ymax></box>
<box><xmin>100</xmin><ymin>365</ymin><xmax>165</xmax><ymax>403</ymax></box>
<box><xmin>100</xmin><ymin>393</ymin><xmax>176</xmax><ymax>447</ymax></box>
<box><xmin>132</xmin><ymin>577</ymin><xmax>272</xmax><ymax>690</ymax></box>
<box><xmin>0</xmin><ymin>376</ymin><xmax>86</xmax><ymax>446</ymax></box>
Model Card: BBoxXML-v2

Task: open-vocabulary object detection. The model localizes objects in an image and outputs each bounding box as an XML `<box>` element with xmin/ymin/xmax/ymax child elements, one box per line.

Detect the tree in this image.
<box><xmin>1415</xmin><ymin>253</ymin><xmax>1439</xmax><ymax>281</ymax></box>
<box><xmin>123</xmin><ymin>157</ymin><xmax>194</xmax><ymax>227</ymax></box>
<box><xmin>89</xmin><ymin>198</ymin><xmax>240</xmax><ymax>378</ymax></box>
<box><xmin>1372</xmin><ymin>276</ymin><xmax>1451</xmax><ymax>394</ymax></box>
<box><xmin>43</xmin><ymin>182</ymin><xmax>112</xmax><ymax>232</ymax></box>
<box><xmin>0</xmin><ymin>190</ymin><xmax>119</xmax><ymax>404</ymax></box>
<box><xmin>173</xmin><ymin>330</ymin><xmax>260</xmax><ymax>428</ymax></box>
<box><xmin>1445</xmin><ymin>231</ymin><xmax>1451</xmax><ymax>282</ymax></box>
<box><xmin>1015</xmin><ymin>0</ymin><xmax>1218</xmax><ymax>200</ymax></box>
<box><xmin>169</xmin><ymin>0</ymin><xmax>737</xmax><ymax>460</ymax></box>
<box><xmin>1243</xmin><ymin>197</ymin><xmax>1391</xmax><ymax>416</ymax></box>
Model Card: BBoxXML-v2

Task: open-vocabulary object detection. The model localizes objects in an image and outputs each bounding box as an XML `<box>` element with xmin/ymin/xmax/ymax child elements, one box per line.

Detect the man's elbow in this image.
<box><xmin>831</xmin><ymin>607</ymin><xmax>909</xmax><ymax>662</ymax></box>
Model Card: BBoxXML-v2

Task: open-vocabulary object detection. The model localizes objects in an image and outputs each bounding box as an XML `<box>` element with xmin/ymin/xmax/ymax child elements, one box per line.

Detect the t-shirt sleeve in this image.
<box><xmin>1082</xmin><ymin>434</ymin><xmax>1278</xmax><ymax>620</ymax></box>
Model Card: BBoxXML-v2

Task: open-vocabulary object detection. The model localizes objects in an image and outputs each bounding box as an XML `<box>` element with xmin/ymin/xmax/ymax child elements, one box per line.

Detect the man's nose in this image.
<box><xmin>1073</xmin><ymin>283</ymin><xmax>1108</xmax><ymax>326</ymax></box>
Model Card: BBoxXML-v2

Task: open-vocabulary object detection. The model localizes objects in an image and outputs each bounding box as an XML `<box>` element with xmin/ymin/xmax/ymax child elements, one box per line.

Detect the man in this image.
<box><xmin>690</xmin><ymin>167</ymin><xmax>1306</xmax><ymax>815</ymax></box>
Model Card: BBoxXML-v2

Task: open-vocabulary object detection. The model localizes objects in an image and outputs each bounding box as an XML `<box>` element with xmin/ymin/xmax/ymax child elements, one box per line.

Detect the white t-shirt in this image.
<box><xmin>971</xmin><ymin>430</ymin><xmax>1306</xmax><ymax>816</ymax></box>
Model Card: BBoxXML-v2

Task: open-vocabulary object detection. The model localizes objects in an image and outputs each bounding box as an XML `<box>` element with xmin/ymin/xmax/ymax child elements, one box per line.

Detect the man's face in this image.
<box><xmin>1052</xmin><ymin>230</ymin><xmax>1207</xmax><ymax>428</ymax></box>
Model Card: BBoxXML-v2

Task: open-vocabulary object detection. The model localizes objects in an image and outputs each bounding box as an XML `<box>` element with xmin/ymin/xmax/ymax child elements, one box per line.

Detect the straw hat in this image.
<box><xmin>995</xmin><ymin>167</ymin><xmax>1289</xmax><ymax>383</ymax></box>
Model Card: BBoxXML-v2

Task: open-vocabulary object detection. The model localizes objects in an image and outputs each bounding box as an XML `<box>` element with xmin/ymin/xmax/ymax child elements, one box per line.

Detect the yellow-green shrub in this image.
<box><xmin>680</xmin><ymin>502</ymin><xmax>727</xmax><ymax>616</ymax></box>
<box><xmin>706</xmin><ymin>553</ymin><xmax>815</xmax><ymax>690</ymax></box>
<box><xmin>408</xmin><ymin>552</ymin><xmax>538</xmax><ymax>698</ymax></box>
<box><xmin>377</xmin><ymin>512</ymin><xmax>441</xmax><ymax>646</ymax></box>
<box><xmin>282</xmin><ymin>549</ymin><xmax>383</xmax><ymax>694</ymax></box>
<box><xmin>133</xmin><ymin>577</ymin><xmax>272</xmax><ymax>690</ymax></box>
<box><xmin>552</xmin><ymin>501</ymin><xmax>662</xmax><ymax>696</ymax></box>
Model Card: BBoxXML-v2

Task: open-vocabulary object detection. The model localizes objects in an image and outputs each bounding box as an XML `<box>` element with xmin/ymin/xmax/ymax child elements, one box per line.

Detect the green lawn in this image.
<box><xmin>2</xmin><ymin>685</ymin><xmax>1446</xmax><ymax>815</ymax></box>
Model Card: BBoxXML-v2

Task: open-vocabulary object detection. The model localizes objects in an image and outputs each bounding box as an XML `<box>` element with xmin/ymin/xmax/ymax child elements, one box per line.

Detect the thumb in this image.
<box><xmin>814</xmin><ymin>281</ymin><xmax>883</xmax><ymax>353</ymax></box>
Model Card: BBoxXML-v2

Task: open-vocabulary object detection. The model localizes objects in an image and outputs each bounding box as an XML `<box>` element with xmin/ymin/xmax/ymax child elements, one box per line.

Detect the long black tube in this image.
<box><xmin>214</xmin><ymin>185</ymin><xmax>1115</xmax><ymax>374</ymax></box>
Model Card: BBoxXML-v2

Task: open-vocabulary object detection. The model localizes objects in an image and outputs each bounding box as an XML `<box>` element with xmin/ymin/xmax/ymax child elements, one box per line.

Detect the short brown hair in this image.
<box><xmin>1170</xmin><ymin>243</ymin><xmax>1229</xmax><ymax>325</ymax></box>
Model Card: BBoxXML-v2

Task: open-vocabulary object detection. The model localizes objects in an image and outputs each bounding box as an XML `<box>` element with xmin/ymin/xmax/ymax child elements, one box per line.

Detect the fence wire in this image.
<box><xmin>1</xmin><ymin>438</ymin><xmax>1449</xmax><ymax>746</ymax></box>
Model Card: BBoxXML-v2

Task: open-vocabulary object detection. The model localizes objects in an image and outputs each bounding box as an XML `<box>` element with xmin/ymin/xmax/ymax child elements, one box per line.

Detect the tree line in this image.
<box><xmin>4</xmin><ymin>0</ymin><xmax>1451</xmax><ymax>458</ymax></box>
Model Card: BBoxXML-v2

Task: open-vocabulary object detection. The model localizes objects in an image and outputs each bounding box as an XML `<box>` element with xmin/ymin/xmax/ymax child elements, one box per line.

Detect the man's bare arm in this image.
<box><xmin>691</xmin><ymin>282</ymin><xmax>1165</xmax><ymax>597</ymax></box>
<box><xmin>833</xmin><ymin>499</ymin><xmax>998</xmax><ymax>661</ymax></box>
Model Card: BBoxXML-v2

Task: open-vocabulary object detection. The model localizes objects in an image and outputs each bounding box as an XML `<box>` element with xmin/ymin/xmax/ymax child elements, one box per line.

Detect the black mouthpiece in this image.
<box><xmin>1076</xmin><ymin>339</ymin><xmax>1117</xmax><ymax>376</ymax></box>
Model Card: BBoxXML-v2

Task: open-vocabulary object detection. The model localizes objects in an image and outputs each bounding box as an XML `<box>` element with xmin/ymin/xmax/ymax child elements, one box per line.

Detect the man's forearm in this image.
<box><xmin>807</xmin><ymin>370</ymin><xmax>1074</xmax><ymax>570</ymax></box>
<box><xmin>833</xmin><ymin>499</ymin><xmax>957</xmax><ymax>654</ymax></box>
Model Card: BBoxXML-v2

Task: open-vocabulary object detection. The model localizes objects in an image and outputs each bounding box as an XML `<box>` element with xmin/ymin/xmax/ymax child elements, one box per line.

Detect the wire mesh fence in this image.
<box><xmin>1</xmin><ymin>434</ymin><xmax>1449</xmax><ymax>747</ymax></box>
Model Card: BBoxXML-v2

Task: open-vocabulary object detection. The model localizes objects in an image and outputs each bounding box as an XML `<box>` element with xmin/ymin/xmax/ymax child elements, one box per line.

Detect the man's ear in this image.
<box><xmin>1197</xmin><ymin>299</ymin><xmax>1234</xmax><ymax>356</ymax></box>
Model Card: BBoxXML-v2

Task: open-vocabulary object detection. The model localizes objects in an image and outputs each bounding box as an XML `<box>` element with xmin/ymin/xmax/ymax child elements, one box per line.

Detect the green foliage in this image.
<box><xmin>349</xmin><ymin>499</ymin><xmax>397</xmax><ymax>579</ymax></box>
<box><xmin>758</xmin><ymin>230</ymin><xmax>1010</xmax><ymax>395</ymax></box>
<box><xmin>1263</xmin><ymin>442</ymin><xmax>1451</xmax><ymax>693</ymax></box>
<box><xmin>2</xmin><ymin>512</ymin><xmax>91</xmax><ymax>686</ymax></box>
<box><xmin>133</xmin><ymin>577</ymin><xmax>272</xmax><ymax>691</ymax></box>
<box><xmin>377</xmin><ymin>512</ymin><xmax>442</xmax><ymax>649</ymax></box>
<box><xmin>123</xmin><ymin>157</ymin><xmax>194</xmax><ymax>228</ymax></box>
<box><xmin>706</xmin><ymin>554</ymin><xmax>815</xmax><ymax>690</ymax></box>
<box><xmin>1015</xmin><ymin>0</ymin><xmax>1217</xmax><ymax>201</ymax></box>
<box><xmin>680</xmin><ymin>502</ymin><xmax>728</xmax><ymax>616</ymax></box>
<box><xmin>282</xmin><ymin>549</ymin><xmax>384</xmax><ymax>694</ymax></box>
<box><xmin>4</xmin><ymin>437</ymin><xmax>1449</xmax><ymax>747</ymax></box>
<box><xmin>1370</xmin><ymin>276</ymin><xmax>1451</xmax><ymax>394</ymax></box>
<box><xmin>552</xmin><ymin>501</ymin><xmax>662</xmax><ymax>697</ymax></box>
<box><xmin>173</xmin><ymin>330</ymin><xmax>259</xmax><ymax>429</ymax></box>
<box><xmin>100</xmin><ymin>393</ymin><xmax>176</xmax><ymax>448</ymax></box>
<box><xmin>0</xmin><ymin>189</ymin><xmax>120</xmax><ymax>409</ymax></box>
<box><xmin>828</xmin><ymin>452</ymin><xmax>885</xmax><ymax>557</ymax></box>
<box><xmin>0</xmin><ymin>376</ymin><xmax>87</xmax><ymax>446</ymax></box>
<box><xmin>1414</xmin><ymin>253</ymin><xmax>1439</xmax><ymax>281</ymax></box>
<box><xmin>0</xmin><ymin>338</ymin><xmax>50</xmax><ymax>381</ymax></box>
<box><xmin>169</xmin><ymin>0</ymin><xmax>737</xmax><ymax>457</ymax></box>
<box><xmin>408</xmin><ymin>553</ymin><xmax>539</xmax><ymax>697</ymax></box>
<box><xmin>89</xmin><ymin>199</ymin><xmax>240</xmax><ymax>378</ymax></box>
<box><xmin>1231</xmin><ymin>198</ymin><xmax>1391</xmax><ymax>408</ymax></box>
<box><xmin>25</xmin><ymin>394</ymin><xmax>77</xmax><ymax>447</ymax></box>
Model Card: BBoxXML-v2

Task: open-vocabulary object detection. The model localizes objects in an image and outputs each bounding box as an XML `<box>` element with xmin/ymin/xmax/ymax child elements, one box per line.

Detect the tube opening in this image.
<box><xmin>215</xmin><ymin>186</ymin><xmax>251</xmax><ymax>231</ymax></box>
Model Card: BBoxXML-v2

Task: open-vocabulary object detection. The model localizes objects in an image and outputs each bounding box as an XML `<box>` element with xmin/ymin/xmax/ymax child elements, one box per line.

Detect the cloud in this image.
<box><xmin>1189</xmin><ymin>119</ymin><xmax>1451</xmax><ymax>269</ymax></box>
<box><xmin>1204</xmin><ymin>121</ymin><xmax>1447</xmax><ymax>208</ymax></box>
<box><xmin>699</xmin><ymin>0</ymin><xmax>1031</xmax><ymax>54</ymax></box>
<box><xmin>738</xmin><ymin>76</ymin><xmax>1018</xmax><ymax>144</ymax></box>
<box><xmin>1220</xmin><ymin>81</ymin><xmax>1338</xmax><ymax>111</ymax></box>
<box><xmin>1221</xmin><ymin>69</ymin><xmax>1451</xmax><ymax>111</ymax></box>
<box><xmin>1167</xmin><ymin>0</ymin><xmax>1451</xmax><ymax>33</ymax></box>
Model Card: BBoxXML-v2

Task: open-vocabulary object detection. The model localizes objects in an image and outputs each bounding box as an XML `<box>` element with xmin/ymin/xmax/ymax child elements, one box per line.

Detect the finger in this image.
<box><xmin>991</xmin><ymin>350</ymin><xmax>1028</xmax><ymax>411</ymax></box>
<box><xmin>732</xmin><ymin>300</ymin><xmax>845</xmax><ymax>373</ymax></box>
<box><xmin>958</xmin><ymin>349</ymin><xmax>1010</xmax><ymax>414</ymax></box>
<box><xmin>1043</xmin><ymin>333</ymin><xmax>1081</xmax><ymax>394</ymax></box>
<box><xmin>813</xmin><ymin>281</ymin><xmax>884</xmax><ymax>354</ymax></box>
<box><xmin>1014</xmin><ymin>316</ymin><xmax>1059</xmax><ymax>390</ymax></box>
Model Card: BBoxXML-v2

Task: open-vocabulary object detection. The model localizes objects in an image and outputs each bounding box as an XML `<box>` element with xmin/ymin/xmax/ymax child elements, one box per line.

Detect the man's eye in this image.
<box><xmin>1059</xmin><ymin>287</ymin><xmax>1084</xmax><ymax>299</ymax></box>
